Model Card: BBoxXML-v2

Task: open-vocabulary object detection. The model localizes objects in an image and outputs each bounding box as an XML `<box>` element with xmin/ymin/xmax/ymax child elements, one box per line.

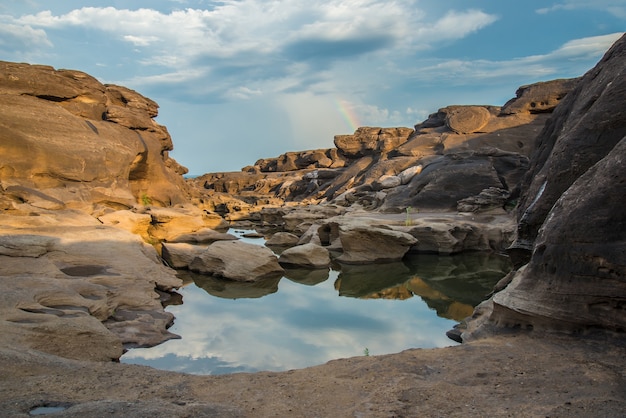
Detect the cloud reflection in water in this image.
<box><xmin>122</xmin><ymin>252</ymin><xmax>510</xmax><ymax>374</ymax></box>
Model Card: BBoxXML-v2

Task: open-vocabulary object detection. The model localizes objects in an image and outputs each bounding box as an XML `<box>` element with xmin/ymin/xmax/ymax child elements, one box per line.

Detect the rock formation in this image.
<box><xmin>0</xmin><ymin>61</ymin><xmax>189</xmax><ymax>211</ymax></box>
<box><xmin>0</xmin><ymin>33</ymin><xmax>625</xmax><ymax>417</ymax></box>
<box><xmin>463</xmin><ymin>33</ymin><xmax>626</xmax><ymax>338</ymax></box>
<box><xmin>188</xmin><ymin>79</ymin><xmax>576</xmax><ymax>220</ymax></box>
<box><xmin>278</xmin><ymin>243</ymin><xmax>331</xmax><ymax>268</ymax></box>
<box><xmin>189</xmin><ymin>240</ymin><xmax>285</xmax><ymax>281</ymax></box>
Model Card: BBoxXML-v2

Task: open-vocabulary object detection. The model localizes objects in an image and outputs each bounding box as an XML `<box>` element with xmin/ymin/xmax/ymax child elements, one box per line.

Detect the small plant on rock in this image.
<box><xmin>405</xmin><ymin>207</ymin><xmax>415</xmax><ymax>226</ymax></box>
<box><xmin>140</xmin><ymin>192</ymin><xmax>152</xmax><ymax>206</ymax></box>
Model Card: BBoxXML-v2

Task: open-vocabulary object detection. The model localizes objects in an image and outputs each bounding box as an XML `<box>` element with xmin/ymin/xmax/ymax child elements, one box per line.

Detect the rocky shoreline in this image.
<box><xmin>1</xmin><ymin>34</ymin><xmax>625</xmax><ymax>416</ymax></box>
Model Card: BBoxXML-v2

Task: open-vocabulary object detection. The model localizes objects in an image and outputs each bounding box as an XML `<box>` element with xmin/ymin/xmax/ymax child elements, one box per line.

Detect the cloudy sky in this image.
<box><xmin>1</xmin><ymin>1</ymin><xmax>624</xmax><ymax>174</ymax></box>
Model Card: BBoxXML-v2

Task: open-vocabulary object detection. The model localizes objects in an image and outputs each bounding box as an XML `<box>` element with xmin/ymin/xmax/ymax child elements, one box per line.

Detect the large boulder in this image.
<box><xmin>166</xmin><ymin>228</ymin><xmax>237</xmax><ymax>244</ymax></box>
<box><xmin>331</xmin><ymin>219</ymin><xmax>418</xmax><ymax>264</ymax></box>
<box><xmin>500</xmin><ymin>78</ymin><xmax>581</xmax><ymax>115</ymax></box>
<box><xmin>265</xmin><ymin>232</ymin><xmax>301</xmax><ymax>247</ymax></box>
<box><xmin>381</xmin><ymin>149</ymin><xmax>527</xmax><ymax>211</ymax></box>
<box><xmin>145</xmin><ymin>206</ymin><xmax>229</xmax><ymax>241</ymax></box>
<box><xmin>404</xmin><ymin>214</ymin><xmax>516</xmax><ymax>254</ymax></box>
<box><xmin>278</xmin><ymin>243</ymin><xmax>331</xmax><ymax>268</ymax></box>
<box><xmin>445</xmin><ymin>106</ymin><xmax>492</xmax><ymax>134</ymax></box>
<box><xmin>488</xmin><ymin>136</ymin><xmax>626</xmax><ymax>332</ymax></box>
<box><xmin>189</xmin><ymin>240</ymin><xmax>285</xmax><ymax>281</ymax></box>
<box><xmin>161</xmin><ymin>242</ymin><xmax>206</xmax><ymax>269</ymax></box>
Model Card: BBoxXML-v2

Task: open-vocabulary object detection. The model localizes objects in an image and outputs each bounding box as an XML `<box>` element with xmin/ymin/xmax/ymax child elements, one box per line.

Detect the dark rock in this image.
<box><xmin>466</xmin><ymin>33</ymin><xmax>626</xmax><ymax>338</ymax></box>
<box><xmin>512</xmin><ymin>34</ymin><xmax>626</xmax><ymax>258</ymax></box>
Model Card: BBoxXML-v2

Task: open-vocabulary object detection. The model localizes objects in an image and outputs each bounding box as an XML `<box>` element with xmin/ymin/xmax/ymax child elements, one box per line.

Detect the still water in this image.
<box><xmin>122</xmin><ymin>231</ymin><xmax>511</xmax><ymax>375</ymax></box>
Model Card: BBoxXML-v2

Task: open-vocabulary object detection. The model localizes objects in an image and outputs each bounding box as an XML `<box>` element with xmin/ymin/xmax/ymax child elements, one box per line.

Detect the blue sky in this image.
<box><xmin>1</xmin><ymin>1</ymin><xmax>624</xmax><ymax>174</ymax></box>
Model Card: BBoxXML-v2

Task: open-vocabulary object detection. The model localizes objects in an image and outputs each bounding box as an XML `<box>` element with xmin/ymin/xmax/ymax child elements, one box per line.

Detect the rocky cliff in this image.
<box><xmin>464</xmin><ymin>33</ymin><xmax>626</xmax><ymax>338</ymax></box>
<box><xmin>0</xmin><ymin>61</ymin><xmax>189</xmax><ymax>212</ymax></box>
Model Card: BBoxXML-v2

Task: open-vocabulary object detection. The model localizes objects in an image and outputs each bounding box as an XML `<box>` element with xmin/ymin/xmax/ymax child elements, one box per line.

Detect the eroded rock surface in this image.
<box><xmin>464</xmin><ymin>33</ymin><xmax>626</xmax><ymax>339</ymax></box>
<box><xmin>0</xmin><ymin>209</ymin><xmax>182</xmax><ymax>360</ymax></box>
<box><xmin>0</xmin><ymin>61</ymin><xmax>189</xmax><ymax>211</ymax></box>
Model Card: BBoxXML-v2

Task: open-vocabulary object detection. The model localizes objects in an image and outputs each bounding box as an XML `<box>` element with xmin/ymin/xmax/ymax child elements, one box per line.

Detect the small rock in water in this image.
<box><xmin>242</xmin><ymin>232</ymin><xmax>264</xmax><ymax>239</ymax></box>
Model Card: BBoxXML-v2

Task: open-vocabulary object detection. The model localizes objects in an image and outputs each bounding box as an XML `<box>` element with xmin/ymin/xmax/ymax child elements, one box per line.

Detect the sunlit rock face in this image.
<box><xmin>191</xmin><ymin>78</ymin><xmax>577</xmax><ymax>218</ymax></box>
<box><xmin>466</xmin><ymin>33</ymin><xmax>626</xmax><ymax>337</ymax></box>
<box><xmin>0</xmin><ymin>61</ymin><xmax>189</xmax><ymax>211</ymax></box>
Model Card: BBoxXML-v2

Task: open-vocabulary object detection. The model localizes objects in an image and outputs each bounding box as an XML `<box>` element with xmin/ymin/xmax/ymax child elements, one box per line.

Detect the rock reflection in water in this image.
<box><xmin>178</xmin><ymin>270</ymin><xmax>281</xmax><ymax>299</ymax></box>
<box><xmin>283</xmin><ymin>267</ymin><xmax>330</xmax><ymax>286</ymax></box>
<box><xmin>335</xmin><ymin>253</ymin><xmax>512</xmax><ymax>321</ymax></box>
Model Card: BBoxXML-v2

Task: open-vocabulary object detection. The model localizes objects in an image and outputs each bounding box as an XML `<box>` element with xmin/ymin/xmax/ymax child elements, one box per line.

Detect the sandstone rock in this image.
<box><xmin>161</xmin><ymin>242</ymin><xmax>206</xmax><ymax>269</ymax></box>
<box><xmin>0</xmin><ymin>210</ymin><xmax>182</xmax><ymax>360</ymax></box>
<box><xmin>456</xmin><ymin>187</ymin><xmax>511</xmax><ymax>213</ymax></box>
<box><xmin>373</xmin><ymin>175</ymin><xmax>401</xmax><ymax>190</ymax></box>
<box><xmin>334</xmin><ymin>127</ymin><xmax>413</xmax><ymax>158</ymax></box>
<box><xmin>464</xmin><ymin>33</ymin><xmax>626</xmax><ymax>338</ymax></box>
<box><xmin>500</xmin><ymin>78</ymin><xmax>580</xmax><ymax>115</ymax></box>
<box><xmin>445</xmin><ymin>106</ymin><xmax>491</xmax><ymax>134</ymax></box>
<box><xmin>167</xmin><ymin>228</ymin><xmax>237</xmax><ymax>244</ymax></box>
<box><xmin>256</xmin><ymin>149</ymin><xmax>341</xmax><ymax>172</ymax></box>
<box><xmin>189</xmin><ymin>240</ymin><xmax>284</xmax><ymax>281</ymax></box>
<box><xmin>485</xmin><ymin>135</ymin><xmax>626</xmax><ymax>333</ymax></box>
<box><xmin>0</xmin><ymin>234</ymin><xmax>56</xmax><ymax>257</ymax></box>
<box><xmin>0</xmin><ymin>61</ymin><xmax>189</xmax><ymax>210</ymax></box>
<box><xmin>98</xmin><ymin>210</ymin><xmax>152</xmax><ymax>238</ymax></box>
<box><xmin>404</xmin><ymin>214</ymin><xmax>516</xmax><ymax>254</ymax></box>
<box><xmin>398</xmin><ymin>165</ymin><xmax>423</xmax><ymax>184</ymax></box>
<box><xmin>278</xmin><ymin>243</ymin><xmax>331</xmax><ymax>268</ymax></box>
<box><xmin>381</xmin><ymin>152</ymin><xmax>507</xmax><ymax>210</ymax></box>
<box><xmin>266</xmin><ymin>232</ymin><xmax>301</xmax><ymax>246</ymax></box>
<box><xmin>146</xmin><ymin>206</ymin><xmax>229</xmax><ymax>241</ymax></box>
<box><xmin>336</xmin><ymin>222</ymin><xmax>417</xmax><ymax>264</ymax></box>
<box><xmin>512</xmin><ymin>33</ymin><xmax>626</xmax><ymax>260</ymax></box>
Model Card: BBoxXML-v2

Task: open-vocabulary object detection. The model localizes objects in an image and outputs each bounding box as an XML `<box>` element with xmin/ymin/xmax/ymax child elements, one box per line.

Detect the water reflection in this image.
<box><xmin>122</xmin><ymin>244</ymin><xmax>511</xmax><ymax>375</ymax></box>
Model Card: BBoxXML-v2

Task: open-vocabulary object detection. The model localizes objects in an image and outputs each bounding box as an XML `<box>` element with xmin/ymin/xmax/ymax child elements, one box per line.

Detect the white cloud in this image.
<box><xmin>406</xmin><ymin>33</ymin><xmax>624</xmax><ymax>84</ymax></box>
<box><xmin>123</xmin><ymin>34</ymin><xmax>160</xmax><ymax>46</ymax></box>
<box><xmin>408</xmin><ymin>9</ymin><xmax>498</xmax><ymax>46</ymax></box>
<box><xmin>536</xmin><ymin>1</ymin><xmax>626</xmax><ymax>18</ymax></box>
<box><xmin>0</xmin><ymin>18</ymin><xmax>52</xmax><ymax>49</ymax></box>
<box><xmin>549</xmin><ymin>32</ymin><xmax>625</xmax><ymax>59</ymax></box>
<box><xmin>12</xmin><ymin>3</ymin><xmax>496</xmax><ymax>67</ymax></box>
<box><xmin>223</xmin><ymin>86</ymin><xmax>262</xmax><ymax>100</ymax></box>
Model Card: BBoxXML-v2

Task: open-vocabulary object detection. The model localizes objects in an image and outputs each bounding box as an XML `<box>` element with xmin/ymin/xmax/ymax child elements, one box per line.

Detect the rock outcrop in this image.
<box><xmin>0</xmin><ymin>61</ymin><xmax>189</xmax><ymax>211</ymax></box>
<box><xmin>464</xmin><ymin>33</ymin><xmax>626</xmax><ymax>338</ymax></box>
<box><xmin>189</xmin><ymin>79</ymin><xmax>576</xmax><ymax>220</ymax></box>
<box><xmin>0</xmin><ymin>210</ymin><xmax>182</xmax><ymax>360</ymax></box>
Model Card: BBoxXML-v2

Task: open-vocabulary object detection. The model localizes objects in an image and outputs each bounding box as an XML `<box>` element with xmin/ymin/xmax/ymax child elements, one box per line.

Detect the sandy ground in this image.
<box><xmin>1</xmin><ymin>331</ymin><xmax>625</xmax><ymax>417</ymax></box>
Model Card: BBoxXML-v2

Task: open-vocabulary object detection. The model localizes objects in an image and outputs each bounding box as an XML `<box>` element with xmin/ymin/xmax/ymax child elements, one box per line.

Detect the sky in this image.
<box><xmin>1</xmin><ymin>1</ymin><xmax>624</xmax><ymax>174</ymax></box>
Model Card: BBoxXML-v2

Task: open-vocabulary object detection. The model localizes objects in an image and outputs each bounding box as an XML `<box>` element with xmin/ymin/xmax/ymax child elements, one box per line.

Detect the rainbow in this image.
<box><xmin>335</xmin><ymin>98</ymin><xmax>361</xmax><ymax>133</ymax></box>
